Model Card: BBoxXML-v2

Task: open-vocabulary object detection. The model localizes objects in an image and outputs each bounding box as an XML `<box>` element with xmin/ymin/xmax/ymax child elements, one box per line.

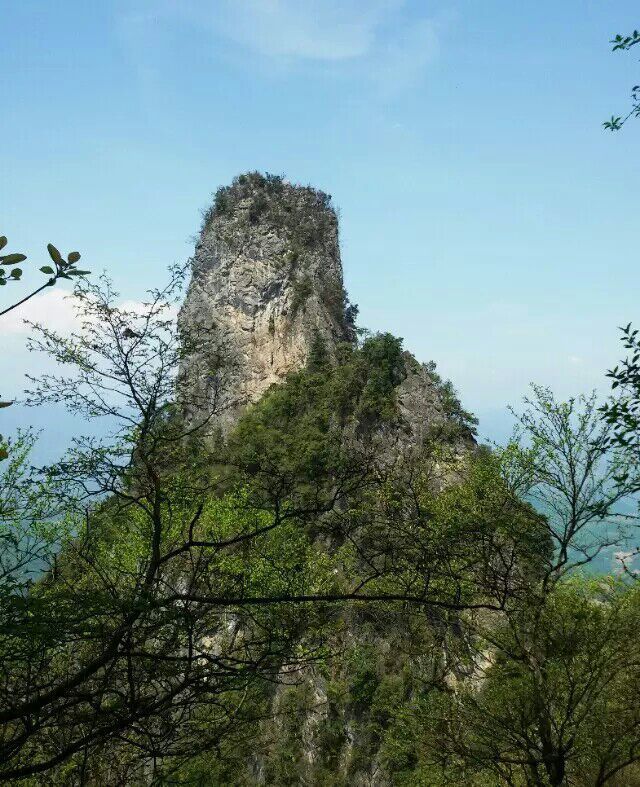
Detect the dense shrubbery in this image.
<box><xmin>424</xmin><ymin>359</ymin><xmax>479</xmax><ymax>435</ymax></box>
<box><xmin>2</xmin><ymin>225</ymin><xmax>640</xmax><ymax>783</ymax></box>
<box><xmin>228</xmin><ymin>333</ymin><xmax>408</xmax><ymax>481</ymax></box>
<box><xmin>178</xmin><ymin>357</ymin><xmax>640</xmax><ymax>786</ymax></box>
<box><xmin>0</xmin><ymin>273</ymin><xmax>516</xmax><ymax>781</ymax></box>
<box><xmin>201</xmin><ymin>171</ymin><xmax>334</xmax><ymax>244</ymax></box>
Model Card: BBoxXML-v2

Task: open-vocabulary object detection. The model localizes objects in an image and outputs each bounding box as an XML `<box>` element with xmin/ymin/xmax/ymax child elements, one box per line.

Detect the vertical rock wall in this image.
<box><xmin>177</xmin><ymin>173</ymin><xmax>478</xmax><ymax>785</ymax></box>
<box><xmin>179</xmin><ymin>173</ymin><xmax>354</xmax><ymax>433</ymax></box>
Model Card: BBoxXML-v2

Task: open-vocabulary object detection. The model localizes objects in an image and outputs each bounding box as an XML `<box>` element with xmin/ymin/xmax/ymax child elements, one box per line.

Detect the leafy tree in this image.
<box><xmin>0</xmin><ymin>268</ymin><xmax>323</xmax><ymax>779</ymax></box>
<box><xmin>168</xmin><ymin>440</ymin><xmax>550</xmax><ymax>786</ymax></box>
<box><xmin>604</xmin><ymin>29</ymin><xmax>640</xmax><ymax>130</ymax></box>
<box><xmin>200</xmin><ymin>369</ymin><xmax>546</xmax><ymax>784</ymax></box>
<box><xmin>0</xmin><ymin>234</ymin><xmax>88</xmax><ymax>456</ymax></box>
<box><xmin>600</xmin><ymin>323</ymin><xmax>640</xmax><ymax>475</ymax></box>
<box><xmin>0</xmin><ymin>274</ymin><xmax>507</xmax><ymax>781</ymax></box>
<box><xmin>0</xmin><ymin>430</ymin><xmax>69</xmax><ymax>598</ymax></box>
<box><xmin>425</xmin><ymin>386</ymin><xmax>640</xmax><ymax>786</ymax></box>
<box><xmin>502</xmin><ymin>385</ymin><xmax>637</xmax><ymax>583</ymax></box>
<box><xmin>598</xmin><ymin>324</ymin><xmax>640</xmax><ymax>575</ymax></box>
<box><xmin>431</xmin><ymin>579</ymin><xmax>640</xmax><ymax>786</ymax></box>
<box><xmin>0</xmin><ymin>234</ymin><xmax>88</xmax><ymax>319</ymax></box>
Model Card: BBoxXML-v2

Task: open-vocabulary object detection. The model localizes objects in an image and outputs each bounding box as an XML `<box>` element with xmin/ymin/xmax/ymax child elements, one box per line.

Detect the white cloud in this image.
<box><xmin>210</xmin><ymin>0</ymin><xmax>398</xmax><ymax>61</ymax></box>
<box><xmin>119</xmin><ymin>0</ymin><xmax>441</xmax><ymax>94</ymax></box>
<box><xmin>1</xmin><ymin>289</ymin><xmax>175</xmax><ymax>336</ymax></box>
<box><xmin>2</xmin><ymin>289</ymin><xmax>179</xmax><ymax>399</ymax></box>
<box><xmin>2</xmin><ymin>289</ymin><xmax>82</xmax><ymax>336</ymax></box>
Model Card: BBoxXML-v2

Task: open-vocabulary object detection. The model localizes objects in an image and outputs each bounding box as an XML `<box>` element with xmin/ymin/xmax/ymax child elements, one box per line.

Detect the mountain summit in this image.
<box><xmin>179</xmin><ymin>172</ymin><xmax>354</xmax><ymax>433</ymax></box>
<box><xmin>180</xmin><ymin>172</ymin><xmax>476</xmax><ymax>448</ymax></box>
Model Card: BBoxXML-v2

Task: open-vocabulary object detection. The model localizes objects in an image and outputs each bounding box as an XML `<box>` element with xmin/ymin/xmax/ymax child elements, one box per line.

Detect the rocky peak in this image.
<box><xmin>177</xmin><ymin>174</ymin><xmax>477</xmax><ymax>784</ymax></box>
<box><xmin>179</xmin><ymin>172</ymin><xmax>356</xmax><ymax>432</ymax></box>
<box><xmin>180</xmin><ymin>172</ymin><xmax>475</xmax><ymax>451</ymax></box>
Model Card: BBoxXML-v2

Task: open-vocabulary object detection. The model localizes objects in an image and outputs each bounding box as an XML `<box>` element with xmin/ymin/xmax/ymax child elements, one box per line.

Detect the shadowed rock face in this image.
<box><xmin>179</xmin><ymin>173</ymin><xmax>353</xmax><ymax>433</ymax></box>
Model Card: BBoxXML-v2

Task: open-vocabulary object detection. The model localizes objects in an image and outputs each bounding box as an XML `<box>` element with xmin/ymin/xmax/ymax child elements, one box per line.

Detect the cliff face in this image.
<box><xmin>179</xmin><ymin>173</ymin><xmax>355</xmax><ymax>433</ymax></box>
<box><xmin>178</xmin><ymin>173</ymin><xmax>477</xmax><ymax>785</ymax></box>
<box><xmin>180</xmin><ymin>172</ymin><xmax>475</xmax><ymax>450</ymax></box>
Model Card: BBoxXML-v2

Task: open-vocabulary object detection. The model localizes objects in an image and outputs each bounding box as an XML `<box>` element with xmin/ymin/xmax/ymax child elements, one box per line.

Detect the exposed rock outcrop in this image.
<box><xmin>179</xmin><ymin>172</ymin><xmax>475</xmax><ymax>451</ymax></box>
<box><xmin>179</xmin><ymin>173</ymin><xmax>355</xmax><ymax>433</ymax></box>
<box><xmin>178</xmin><ymin>173</ymin><xmax>478</xmax><ymax>785</ymax></box>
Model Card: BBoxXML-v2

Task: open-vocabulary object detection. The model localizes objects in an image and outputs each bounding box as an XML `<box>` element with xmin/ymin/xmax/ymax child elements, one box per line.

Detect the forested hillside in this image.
<box><xmin>1</xmin><ymin>173</ymin><xmax>639</xmax><ymax>786</ymax></box>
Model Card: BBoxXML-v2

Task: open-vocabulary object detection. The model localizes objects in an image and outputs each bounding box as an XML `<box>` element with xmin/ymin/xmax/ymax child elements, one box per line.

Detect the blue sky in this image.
<box><xmin>2</xmin><ymin>0</ymin><xmax>639</xmax><ymax>447</ymax></box>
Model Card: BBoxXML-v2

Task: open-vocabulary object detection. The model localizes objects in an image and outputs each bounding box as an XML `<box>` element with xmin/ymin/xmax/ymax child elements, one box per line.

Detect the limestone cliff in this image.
<box><xmin>180</xmin><ymin>172</ymin><xmax>475</xmax><ymax>448</ymax></box>
<box><xmin>179</xmin><ymin>172</ymin><xmax>355</xmax><ymax>433</ymax></box>
<box><xmin>178</xmin><ymin>172</ymin><xmax>479</xmax><ymax>785</ymax></box>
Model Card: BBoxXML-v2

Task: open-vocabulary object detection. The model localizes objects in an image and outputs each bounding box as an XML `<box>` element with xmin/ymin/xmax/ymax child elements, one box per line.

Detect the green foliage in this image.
<box><xmin>503</xmin><ymin>384</ymin><xmax>638</xmax><ymax>581</ymax></box>
<box><xmin>358</xmin><ymin>333</ymin><xmax>406</xmax><ymax>424</ymax></box>
<box><xmin>263</xmin><ymin>682</ymin><xmax>316</xmax><ymax>786</ymax></box>
<box><xmin>428</xmin><ymin>579</ymin><xmax>640</xmax><ymax>786</ymax></box>
<box><xmin>601</xmin><ymin>323</ymin><xmax>640</xmax><ymax>461</ymax></box>
<box><xmin>307</xmin><ymin>329</ymin><xmax>329</xmax><ymax>372</ymax></box>
<box><xmin>348</xmin><ymin>643</ymin><xmax>380</xmax><ymax>712</ymax></box>
<box><xmin>0</xmin><ymin>233</ymin><xmax>89</xmax><ymax>448</ymax></box>
<box><xmin>344</xmin><ymin>300</ymin><xmax>359</xmax><ymax>340</ymax></box>
<box><xmin>0</xmin><ymin>234</ymin><xmax>27</xmax><ymax>285</ymax></box>
<box><xmin>424</xmin><ymin>360</ymin><xmax>479</xmax><ymax>436</ymax></box>
<box><xmin>201</xmin><ymin>172</ymin><xmax>334</xmax><ymax>248</ymax></box>
<box><xmin>194</xmin><ymin>437</ymin><xmax>551</xmax><ymax>784</ymax></box>
<box><xmin>226</xmin><ymin>333</ymin><xmax>409</xmax><ymax>509</ymax></box>
<box><xmin>213</xmin><ymin>187</ymin><xmax>229</xmax><ymax>215</ymax></box>
<box><xmin>604</xmin><ymin>29</ymin><xmax>640</xmax><ymax>130</ymax></box>
<box><xmin>0</xmin><ymin>430</ymin><xmax>70</xmax><ymax>600</ymax></box>
<box><xmin>248</xmin><ymin>190</ymin><xmax>269</xmax><ymax>223</ymax></box>
<box><xmin>321</xmin><ymin>278</ymin><xmax>348</xmax><ymax>325</ymax></box>
<box><xmin>411</xmin><ymin>382</ymin><xmax>640</xmax><ymax>786</ymax></box>
<box><xmin>0</xmin><ymin>234</ymin><xmax>87</xmax><ymax>300</ymax></box>
<box><xmin>8</xmin><ymin>223</ymin><xmax>639</xmax><ymax>784</ymax></box>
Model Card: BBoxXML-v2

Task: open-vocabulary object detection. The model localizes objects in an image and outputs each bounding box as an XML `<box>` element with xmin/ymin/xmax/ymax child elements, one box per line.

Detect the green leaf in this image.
<box><xmin>0</xmin><ymin>237</ymin><xmax>7</xmax><ymax>251</ymax></box>
<box><xmin>0</xmin><ymin>253</ymin><xmax>27</xmax><ymax>265</ymax></box>
<box><xmin>10</xmin><ymin>268</ymin><xmax>22</xmax><ymax>279</ymax></box>
<box><xmin>68</xmin><ymin>269</ymin><xmax>91</xmax><ymax>276</ymax></box>
<box><xmin>67</xmin><ymin>251</ymin><xmax>81</xmax><ymax>264</ymax></box>
<box><xmin>39</xmin><ymin>266</ymin><xmax>55</xmax><ymax>275</ymax></box>
<box><xmin>0</xmin><ymin>401</ymin><xmax>13</xmax><ymax>408</ymax></box>
<box><xmin>47</xmin><ymin>243</ymin><xmax>63</xmax><ymax>265</ymax></box>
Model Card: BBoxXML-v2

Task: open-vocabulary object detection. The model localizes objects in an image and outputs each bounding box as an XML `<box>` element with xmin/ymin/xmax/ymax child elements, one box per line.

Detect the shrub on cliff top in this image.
<box><xmin>201</xmin><ymin>172</ymin><xmax>334</xmax><ymax>236</ymax></box>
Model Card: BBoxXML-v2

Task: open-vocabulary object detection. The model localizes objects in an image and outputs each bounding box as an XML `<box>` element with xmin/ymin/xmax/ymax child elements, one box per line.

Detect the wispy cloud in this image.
<box><xmin>3</xmin><ymin>290</ymin><xmax>82</xmax><ymax>336</ymax></box>
<box><xmin>118</xmin><ymin>0</ymin><xmax>442</xmax><ymax>95</ymax></box>
<box><xmin>2</xmin><ymin>289</ymin><xmax>175</xmax><ymax>336</ymax></box>
<box><xmin>201</xmin><ymin>0</ymin><xmax>400</xmax><ymax>62</ymax></box>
